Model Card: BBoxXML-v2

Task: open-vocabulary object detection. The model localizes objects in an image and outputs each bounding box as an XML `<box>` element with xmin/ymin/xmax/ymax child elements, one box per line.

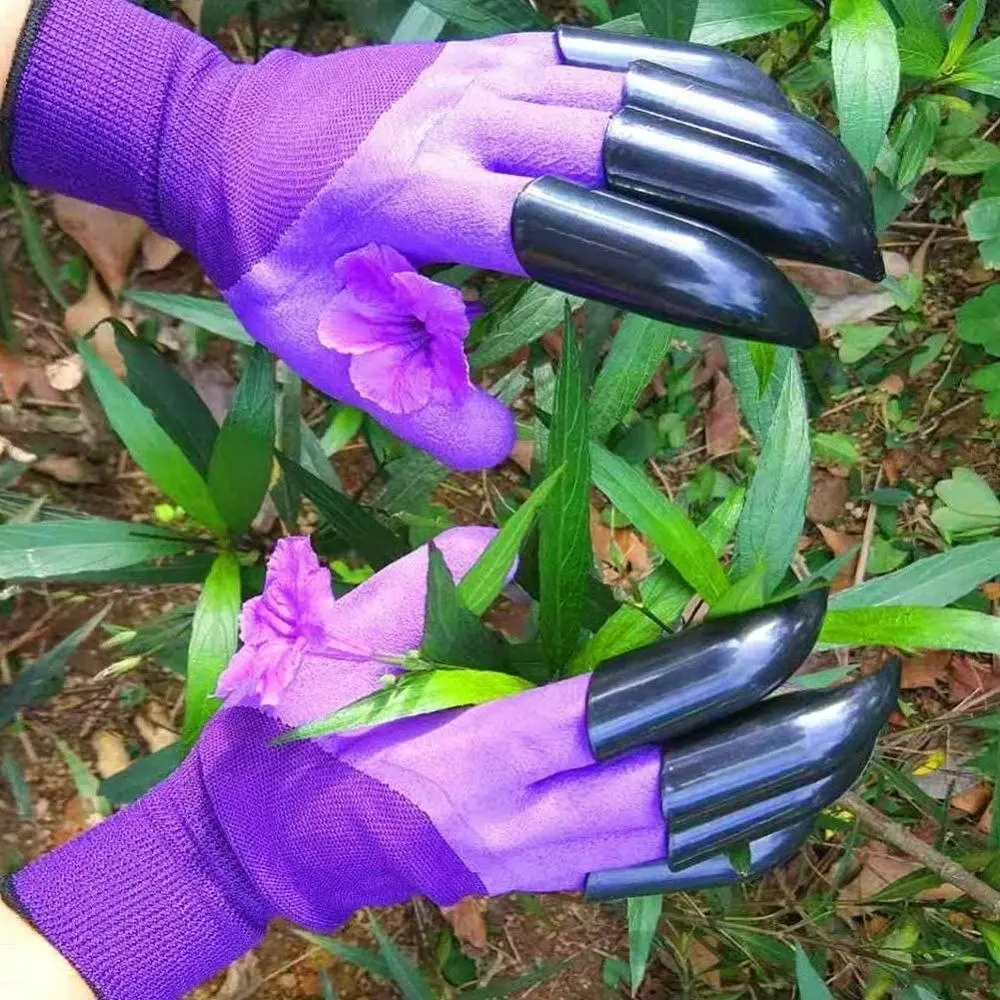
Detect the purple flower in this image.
<box><xmin>216</xmin><ymin>537</ymin><xmax>366</xmax><ymax>709</ymax></box>
<box><xmin>317</xmin><ymin>244</ymin><xmax>474</xmax><ymax>414</ymax></box>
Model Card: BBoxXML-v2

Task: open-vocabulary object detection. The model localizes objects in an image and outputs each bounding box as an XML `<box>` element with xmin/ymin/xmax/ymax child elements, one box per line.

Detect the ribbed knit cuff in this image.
<box><xmin>7</xmin><ymin>0</ymin><xmax>238</xmax><ymax>243</ymax></box>
<box><xmin>10</xmin><ymin>752</ymin><xmax>270</xmax><ymax>1000</ymax></box>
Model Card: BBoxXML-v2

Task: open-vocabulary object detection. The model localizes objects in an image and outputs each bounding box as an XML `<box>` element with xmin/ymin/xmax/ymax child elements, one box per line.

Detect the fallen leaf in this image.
<box><xmin>813</xmin><ymin>290</ymin><xmax>896</xmax><ymax>330</ymax></box>
<box><xmin>90</xmin><ymin>730</ymin><xmax>130</xmax><ymax>780</ymax></box>
<box><xmin>509</xmin><ymin>438</ymin><xmax>534</xmax><ymax>474</ymax></box>
<box><xmin>441</xmin><ymin>897</ymin><xmax>488</xmax><ymax>954</ymax></box>
<box><xmin>779</xmin><ymin>253</ymin><xmax>909</xmax><ymax>299</ymax></box>
<box><xmin>982</xmin><ymin>582</ymin><xmax>1000</xmax><ymax>601</ymax></box>
<box><xmin>807</xmin><ymin>471</ymin><xmax>849</xmax><ymax>524</ymax></box>
<box><xmin>901</xmin><ymin>650</ymin><xmax>952</xmax><ymax>690</ymax></box>
<box><xmin>949</xmin><ymin>656</ymin><xmax>1000</xmax><ymax>705</ymax></box>
<box><xmin>52</xmin><ymin>795</ymin><xmax>104</xmax><ymax>847</ymax></box>
<box><xmin>45</xmin><ymin>355</ymin><xmax>84</xmax><ymax>392</ymax></box>
<box><xmin>33</xmin><ymin>454</ymin><xmax>102</xmax><ymax>484</ymax></box>
<box><xmin>214</xmin><ymin>954</ymin><xmax>261</xmax><ymax>1000</ymax></box>
<box><xmin>979</xmin><ymin>804</ymin><xmax>993</xmax><ymax>836</ymax></box>
<box><xmin>63</xmin><ymin>274</ymin><xmax>126</xmax><ymax>377</ymax></box>
<box><xmin>52</xmin><ymin>196</ymin><xmax>147</xmax><ymax>295</ymax></box>
<box><xmin>134</xmin><ymin>703</ymin><xmax>179</xmax><ymax>753</ymax></box>
<box><xmin>591</xmin><ymin>506</ymin><xmax>653</xmax><ymax>591</ymax></box>
<box><xmin>689</xmin><ymin>938</ymin><xmax>721</xmax><ymax>989</ymax></box>
<box><xmin>952</xmin><ymin>781</ymin><xmax>992</xmax><ymax>816</ymax></box>
<box><xmin>692</xmin><ymin>333</ymin><xmax>727</xmax><ymax>388</ymax></box>
<box><xmin>816</xmin><ymin>524</ymin><xmax>861</xmax><ymax>591</ymax></box>
<box><xmin>706</xmin><ymin>371</ymin><xmax>740</xmax><ymax>457</ymax></box>
<box><xmin>880</xmin><ymin>373</ymin><xmax>905</xmax><ymax>396</ymax></box>
<box><xmin>140</xmin><ymin>229</ymin><xmax>183</xmax><ymax>273</ymax></box>
<box><xmin>0</xmin><ymin>348</ymin><xmax>30</xmax><ymax>401</ymax></box>
<box><xmin>838</xmin><ymin>845</ymin><xmax>963</xmax><ymax>918</ymax></box>
<box><xmin>178</xmin><ymin>0</ymin><xmax>202</xmax><ymax>25</ymax></box>
<box><xmin>882</xmin><ymin>450</ymin><xmax>908</xmax><ymax>486</ymax></box>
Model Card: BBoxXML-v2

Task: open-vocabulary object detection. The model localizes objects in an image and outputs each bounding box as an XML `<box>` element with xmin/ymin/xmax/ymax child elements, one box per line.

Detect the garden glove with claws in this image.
<box><xmin>4</xmin><ymin>531</ymin><xmax>900</xmax><ymax>1000</ymax></box>
<box><xmin>3</xmin><ymin>0</ymin><xmax>881</xmax><ymax>471</ymax></box>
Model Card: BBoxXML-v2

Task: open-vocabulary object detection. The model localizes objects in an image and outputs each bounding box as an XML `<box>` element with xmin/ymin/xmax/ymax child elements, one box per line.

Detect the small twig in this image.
<box><xmin>841</xmin><ymin>791</ymin><xmax>1000</xmax><ymax>918</ymax></box>
<box><xmin>648</xmin><ymin>458</ymin><xmax>674</xmax><ymax>500</ymax></box>
<box><xmin>0</xmin><ymin>606</ymin><xmax>61</xmax><ymax>661</ymax></box>
<box><xmin>853</xmin><ymin>470</ymin><xmax>882</xmax><ymax>587</ymax></box>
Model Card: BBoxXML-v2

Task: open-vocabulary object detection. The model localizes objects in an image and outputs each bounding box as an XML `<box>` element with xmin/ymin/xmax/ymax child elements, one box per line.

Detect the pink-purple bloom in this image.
<box><xmin>216</xmin><ymin>537</ymin><xmax>365</xmax><ymax>709</ymax></box>
<box><xmin>317</xmin><ymin>243</ymin><xmax>474</xmax><ymax>414</ymax></box>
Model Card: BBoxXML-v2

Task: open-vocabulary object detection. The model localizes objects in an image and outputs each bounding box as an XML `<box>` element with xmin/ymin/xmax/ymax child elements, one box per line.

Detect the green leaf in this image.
<box><xmin>470</xmin><ymin>284</ymin><xmax>584</xmax><ymax>369</ymax></box>
<box><xmin>952</xmin><ymin>36</ymin><xmax>1000</xmax><ymax>97</ymax></box>
<box><xmin>206</xmin><ymin>346</ymin><xmax>276</xmax><ymax>534</ymax></box>
<box><xmin>813</xmin><ymin>430</ymin><xmax>861</xmax><ymax>466</ymax></box>
<box><xmin>461</xmin><ymin>963</ymin><xmax>564</xmax><ymax>999</ymax></box>
<box><xmin>300</xmin><ymin>420</ymin><xmax>341</xmax><ymax>490</ymax></box>
<box><xmin>52</xmin><ymin>552</ymin><xmax>216</xmax><ymax>586</ymax></box>
<box><xmin>276</xmin><ymin>453</ymin><xmax>406</xmax><ymax>568</ymax></box>
<box><xmin>897</xmin><ymin>9</ymin><xmax>947</xmax><ymax>79</ymax></box>
<box><xmin>910</xmin><ymin>332</ymin><xmax>948</xmax><ymax>375</ymax></box>
<box><xmin>709</xmin><ymin>566</ymin><xmax>767</xmax><ymax>616</ymax></box>
<box><xmin>539</xmin><ymin>314</ymin><xmax>591</xmax><ymax>670</ymax></box>
<box><xmin>369</xmin><ymin>915</ymin><xmax>435</xmax><ymax>1000</ymax></box>
<box><xmin>114</xmin><ymin>328</ymin><xmax>219</xmax><ymax>476</ymax></box>
<box><xmin>271</xmin><ymin>362</ymin><xmax>303</xmax><ymax>525</ymax></box>
<box><xmin>940</xmin><ymin>0</ymin><xmax>985</xmax><ymax>75</ymax></box>
<box><xmin>589</xmin><ymin>314</ymin><xmax>676</xmax><ymax>438</ymax></box>
<box><xmin>936</xmin><ymin>467</ymin><xmax>1000</xmax><ymax>517</ymax></box>
<box><xmin>936</xmin><ymin>138</ymin><xmax>1000</xmax><ymax>175</ymax></box>
<box><xmin>627</xmin><ymin>894</ymin><xmax>663</xmax><ymax>996</ymax></box>
<box><xmin>895</xmin><ymin>99</ymin><xmax>940</xmax><ymax>188</ymax></box>
<box><xmin>639</xmin><ymin>0</ymin><xmax>696</xmax><ymax>40</ymax></box>
<box><xmin>0</xmin><ymin>607</ymin><xmax>109</xmax><ymax>728</ymax></box>
<box><xmin>280</xmin><ymin>668</ymin><xmax>532</xmax><ymax>741</ymax></box>
<box><xmin>296</xmin><ymin>932</ymin><xmax>391</xmax><ymax>981</ymax></box>
<box><xmin>794</xmin><ymin>946</ymin><xmax>834</xmax><ymax>1000</ymax></box>
<box><xmin>2</xmin><ymin>750</ymin><xmax>32</xmax><ymax>819</ymax></box>
<box><xmin>10</xmin><ymin>185</ymin><xmax>67</xmax><ymax>308</ymax></box>
<box><xmin>821</xmin><ymin>605</ymin><xmax>1000</xmax><ymax>652</ymax></box>
<box><xmin>690</xmin><ymin>0</ymin><xmax>813</xmax><ymax>45</ymax></box>
<box><xmin>724</xmin><ymin>340</ymin><xmax>793</xmax><ymax>440</ymax></box>
<box><xmin>733</xmin><ymin>358</ymin><xmax>810</xmax><ymax>596</ymax></box>
<box><xmin>412</xmin><ymin>0</ymin><xmax>545</xmax><ymax>33</ymax></box>
<box><xmin>0</xmin><ymin>264</ymin><xmax>17</xmax><ymax>347</ymax></box>
<box><xmin>79</xmin><ymin>333</ymin><xmax>228</xmax><ymax>536</ymax></box>
<box><xmin>0</xmin><ymin>518</ymin><xmax>197</xmax><ymax>579</ymax></box>
<box><xmin>831</xmin><ymin>0</ymin><xmax>900</xmax><ymax>174</ymax></box>
<box><xmin>321</xmin><ymin>405</ymin><xmax>365</xmax><ymax>455</ymax></box>
<box><xmin>958</xmin><ymin>286</ymin><xmax>1000</xmax><ymax>354</ymax></box>
<box><xmin>457</xmin><ymin>465</ymin><xmax>564</xmax><ymax>616</ymax></box>
<box><xmin>53</xmin><ymin>738</ymin><xmax>104</xmax><ymax>806</ymax></box>
<box><xmin>977</xmin><ymin>921</ymin><xmax>1000</xmax><ymax>966</ymax></box>
<box><xmin>964</xmin><ymin>197</ymin><xmax>1000</xmax><ymax>269</ymax></box>
<box><xmin>122</xmin><ymin>289</ymin><xmax>252</xmax><ymax>345</ymax></box>
<box><xmin>182</xmin><ymin>552</ymin><xmax>241</xmax><ymax>746</ymax></box>
<box><xmin>591</xmin><ymin>442</ymin><xmax>729</xmax><ymax>602</ymax></box>
<box><xmin>391</xmin><ymin>0</ymin><xmax>447</xmax><ymax>40</ymax></box>
<box><xmin>200</xmin><ymin>0</ymin><xmax>251</xmax><ymax>35</ymax></box>
<box><xmin>100</xmin><ymin>743</ymin><xmax>185</xmax><ymax>807</ymax></box>
<box><xmin>378</xmin><ymin>450</ymin><xmax>449</xmax><ymax>516</ymax></box>
<box><xmin>838</xmin><ymin>323</ymin><xmax>894</xmax><ymax>364</ymax></box>
<box><xmin>422</xmin><ymin>543</ymin><xmax>505</xmax><ymax>669</ymax></box>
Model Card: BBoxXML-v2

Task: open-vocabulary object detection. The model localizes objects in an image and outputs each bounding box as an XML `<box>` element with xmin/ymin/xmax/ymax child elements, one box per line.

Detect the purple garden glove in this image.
<box><xmin>4</xmin><ymin>530</ymin><xmax>900</xmax><ymax>1000</ymax></box>
<box><xmin>4</xmin><ymin>0</ymin><xmax>880</xmax><ymax>471</ymax></box>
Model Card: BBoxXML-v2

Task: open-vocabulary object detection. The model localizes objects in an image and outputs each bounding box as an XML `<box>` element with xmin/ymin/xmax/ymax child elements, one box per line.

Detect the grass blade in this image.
<box><xmin>627</xmin><ymin>894</ymin><xmax>663</xmax><ymax>995</ymax></box>
<box><xmin>11</xmin><ymin>185</ymin><xmax>68</xmax><ymax>308</ymax></box>
<box><xmin>369</xmin><ymin>914</ymin><xmax>435</xmax><ymax>1000</ymax></box>
<box><xmin>123</xmin><ymin>289</ymin><xmax>252</xmax><ymax>344</ymax></box>
<box><xmin>821</xmin><ymin>606</ymin><xmax>1000</xmax><ymax>652</ymax></box>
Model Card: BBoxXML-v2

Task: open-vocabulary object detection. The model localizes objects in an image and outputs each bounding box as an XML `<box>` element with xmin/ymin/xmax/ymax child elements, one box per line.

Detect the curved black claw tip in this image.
<box><xmin>583</xmin><ymin>819</ymin><xmax>813</xmax><ymax>901</ymax></box>
<box><xmin>623</xmin><ymin>60</ymin><xmax>874</xmax><ymax>223</ymax></box>
<box><xmin>511</xmin><ymin>177</ymin><xmax>819</xmax><ymax>350</ymax></box>
<box><xmin>661</xmin><ymin>658</ymin><xmax>901</xmax><ymax>869</ymax></box>
<box><xmin>586</xmin><ymin>588</ymin><xmax>829</xmax><ymax>761</ymax></box>
<box><xmin>555</xmin><ymin>25</ymin><xmax>790</xmax><ymax>109</ymax></box>
<box><xmin>603</xmin><ymin>106</ymin><xmax>883</xmax><ymax>281</ymax></box>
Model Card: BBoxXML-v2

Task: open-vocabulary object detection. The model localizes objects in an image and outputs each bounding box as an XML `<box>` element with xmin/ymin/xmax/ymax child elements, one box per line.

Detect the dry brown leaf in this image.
<box><xmin>838</xmin><ymin>845</ymin><xmax>963</xmax><ymax>918</ymax></box>
<box><xmin>949</xmin><ymin>656</ymin><xmax>1000</xmax><ymax>705</ymax></box>
<box><xmin>706</xmin><ymin>371</ymin><xmax>740</xmax><ymax>457</ymax></box>
<box><xmin>45</xmin><ymin>354</ymin><xmax>84</xmax><ymax>392</ymax></box>
<box><xmin>140</xmin><ymin>229</ymin><xmax>183</xmax><ymax>273</ymax></box>
<box><xmin>807</xmin><ymin>471</ymin><xmax>849</xmax><ymax>524</ymax></box>
<box><xmin>52</xmin><ymin>795</ymin><xmax>104</xmax><ymax>847</ymax></box>
<box><xmin>952</xmin><ymin>781</ymin><xmax>992</xmax><ymax>816</ymax></box>
<box><xmin>900</xmin><ymin>650</ymin><xmax>951</xmax><ymax>690</ymax></box>
<box><xmin>91</xmin><ymin>730</ymin><xmax>130</xmax><ymax>780</ymax></box>
<box><xmin>64</xmin><ymin>274</ymin><xmax>126</xmax><ymax>377</ymax></box>
<box><xmin>982</xmin><ymin>582</ymin><xmax>1000</xmax><ymax>601</ymax></box>
<box><xmin>0</xmin><ymin>348</ymin><xmax>30</xmax><ymax>401</ymax></box>
<box><xmin>214</xmin><ymin>954</ymin><xmax>261</xmax><ymax>1000</ymax></box>
<box><xmin>816</xmin><ymin>524</ymin><xmax>861</xmax><ymax>591</ymax></box>
<box><xmin>441</xmin><ymin>896</ymin><xmax>488</xmax><ymax>954</ymax></box>
<box><xmin>134</xmin><ymin>703</ymin><xmax>179</xmax><ymax>753</ymax></box>
<box><xmin>689</xmin><ymin>938</ymin><xmax>721</xmax><ymax>989</ymax></box>
<box><xmin>882</xmin><ymin>450</ymin><xmax>908</xmax><ymax>486</ymax></box>
<box><xmin>591</xmin><ymin>507</ymin><xmax>653</xmax><ymax>590</ymax></box>
<box><xmin>509</xmin><ymin>438</ymin><xmax>534</xmax><ymax>474</ymax></box>
<box><xmin>178</xmin><ymin>0</ymin><xmax>203</xmax><ymax>25</ymax></box>
<box><xmin>33</xmin><ymin>454</ymin><xmax>102</xmax><ymax>485</ymax></box>
<box><xmin>52</xmin><ymin>195</ymin><xmax>147</xmax><ymax>295</ymax></box>
<box><xmin>880</xmin><ymin>373</ymin><xmax>905</xmax><ymax>396</ymax></box>
<box><xmin>692</xmin><ymin>333</ymin><xmax>727</xmax><ymax>388</ymax></box>
<box><xmin>979</xmin><ymin>804</ymin><xmax>993</xmax><ymax>835</ymax></box>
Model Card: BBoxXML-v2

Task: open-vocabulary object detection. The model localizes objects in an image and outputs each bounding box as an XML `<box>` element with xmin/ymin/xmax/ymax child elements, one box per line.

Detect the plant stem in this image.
<box><xmin>841</xmin><ymin>790</ymin><xmax>1000</xmax><ymax>918</ymax></box>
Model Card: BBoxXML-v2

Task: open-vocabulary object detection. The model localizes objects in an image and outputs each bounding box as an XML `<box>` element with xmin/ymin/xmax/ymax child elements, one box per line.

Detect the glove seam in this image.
<box><xmin>0</xmin><ymin>0</ymin><xmax>56</xmax><ymax>177</ymax></box>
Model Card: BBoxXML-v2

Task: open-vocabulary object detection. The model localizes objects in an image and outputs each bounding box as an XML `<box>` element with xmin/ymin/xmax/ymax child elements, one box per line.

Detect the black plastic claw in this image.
<box><xmin>586</xmin><ymin>589</ymin><xmax>828</xmax><ymax>761</ymax></box>
<box><xmin>623</xmin><ymin>60</ymin><xmax>873</xmax><ymax>221</ymax></box>
<box><xmin>556</xmin><ymin>25</ymin><xmax>789</xmax><ymax>109</ymax></box>
<box><xmin>603</xmin><ymin>107</ymin><xmax>884</xmax><ymax>282</ymax></box>
<box><xmin>661</xmin><ymin>658</ymin><xmax>902</xmax><ymax>869</ymax></box>
<box><xmin>583</xmin><ymin>820</ymin><xmax>813</xmax><ymax>901</ymax></box>
<box><xmin>511</xmin><ymin>176</ymin><xmax>819</xmax><ymax>349</ymax></box>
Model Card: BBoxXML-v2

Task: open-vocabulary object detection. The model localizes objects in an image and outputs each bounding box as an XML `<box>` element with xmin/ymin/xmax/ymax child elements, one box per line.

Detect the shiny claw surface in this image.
<box><xmin>586</xmin><ymin>589</ymin><xmax>829</xmax><ymax>760</ymax></box>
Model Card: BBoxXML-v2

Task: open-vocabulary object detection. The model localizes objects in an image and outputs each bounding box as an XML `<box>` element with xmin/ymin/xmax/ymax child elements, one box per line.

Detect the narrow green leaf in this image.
<box><xmin>0</xmin><ymin>264</ymin><xmax>17</xmax><ymax>346</ymax></box>
<box><xmin>470</xmin><ymin>284</ymin><xmax>584</xmax><ymax>369</ymax></box>
<box><xmin>409</xmin><ymin>0</ymin><xmax>545</xmax><ymax>34</ymax></box>
<box><xmin>276</xmin><ymin>453</ymin><xmax>407</xmax><ymax>568</ymax></box>
<box><xmin>207</xmin><ymin>346</ymin><xmax>276</xmax><ymax>534</ymax></box>
<box><xmin>821</xmin><ymin>605</ymin><xmax>1000</xmax><ymax>652</ymax></box>
<box><xmin>724</xmin><ymin>341</ymin><xmax>793</xmax><ymax>440</ymax></box>
<box><xmin>895</xmin><ymin>99</ymin><xmax>940</xmax><ymax>188</ymax></box>
<box><xmin>280</xmin><ymin>668</ymin><xmax>532</xmax><ymax>741</ymax></box>
<box><xmin>391</xmin><ymin>0</ymin><xmax>447</xmax><ymax>40</ymax></box>
<box><xmin>690</xmin><ymin>0</ymin><xmax>813</xmax><ymax>44</ymax></box>
<box><xmin>79</xmin><ymin>333</ymin><xmax>227</xmax><ymax>536</ymax></box>
<box><xmin>271</xmin><ymin>362</ymin><xmax>303</xmax><ymax>525</ymax></box>
<box><xmin>795</xmin><ymin>946</ymin><xmax>834</xmax><ymax>1000</ymax></box>
<box><xmin>591</xmin><ymin>442</ymin><xmax>729</xmax><ymax>602</ymax></box>
<box><xmin>627</xmin><ymin>895</ymin><xmax>663</xmax><ymax>996</ymax></box>
<box><xmin>0</xmin><ymin>607</ymin><xmax>109</xmax><ymax>728</ymax></box>
<box><xmin>11</xmin><ymin>185</ymin><xmax>67</xmax><ymax>308</ymax></box>
<box><xmin>52</xmin><ymin>552</ymin><xmax>216</xmax><ymax>586</ymax></box>
<box><xmin>891</xmin><ymin>0</ymin><xmax>947</xmax><ymax>79</ymax></box>
<box><xmin>910</xmin><ymin>332</ymin><xmax>948</xmax><ymax>376</ymax></box>
<box><xmin>423</xmin><ymin>544</ymin><xmax>505</xmax><ymax>669</ymax></box>
<box><xmin>461</xmin><ymin>962</ymin><xmax>565</xmax><ymax>999</ymax></box>
<box><xmin>709</xmin><ymin>566</ymin><xmax>767</xmax><ymax>616</ymax></box>
<box><xmin>123</xmin><ymin>289</ymin><xmax>252</xmax><ymax>344</ymax></box>
<box><xmin>590</xmin><ymin>314</ymin><xmax>676</xmax><ymax>438</ymax></box>
<box><xmin>114</xmin><ymin>328</ymin><xmax>219</xmax><ymax>475</ymax></box>
<box><xmin>952</xmin><ymin>36</ymin><xmax>1000</xmax><ymax>97</ymax></box>
<box><xmin>0</xmin><ymin>518</ymin><xmax>197</xmax><ymax>579</ymax></box>
<box><xmin>369</xmin><ymin>915</ymin><xmax>435</xmax><ymax>1000</ymax></box>
<box><xmin>378</xmin><ymin>450</ymin><xmax>449</xmax><ymax>516</ymax></box>
<box><xmin>182</xmin><ymin>552</ymin><xmax>241</xmax><ymax>746</ymax></box>
<box><xmin>978</xmin><ymin>921</ymin><xmax>1000</xmax><ymax>966</ymax></box>
<box><xmin>295</xmin><ymin>932</ymin><xmax>391</xmax><ymax>981</ymax></box>
<box><xmin>53</xmin><ymin>739</ymin><xmax>105</xmax><ymax>810</ymax></box>
<box><xmin>299</xmin><ymin>420</ymin><xmax>341</xmax><ymax>489</ymax></box>
<box><xmin>733</xmin><ymin>359</ymin><xmax>810</xmax><ymax>595</ymax></box>
<box><xmin>458</xmin><ymin>465</ymin><xmax>564</xmax><ymax>616</ymax></box>
<box><xmin>100</xmin><ymin>743</ymin><xmax>185</xmax><ymax>806</ymax></box>
<box><xmin>639</xmin><ymin>0</ymin><xmax>696</xmax><ymax>40</ymax></box>
<box><xmin>321</xmin><ymin>405</ymin><xmax>365</xmax><ymax>455</ymax></box>
<box><xmin>2</xmin><ymin>750</ymin><xmax>32</xmax><ymax>819</ymax></box>
<box><xmin>539</xmin><ymin>313</ymin><xmax>591</xmax><ymax>670</ymax></box>
<box><xmin>831</xmin><ymin>0</ymin><xmax>900</xmax><ymax>174</ymax></box>
<box><xmin>940</xmin><ymin>0</ymin><xmax>984</xmax><ymax>75</ymax></box>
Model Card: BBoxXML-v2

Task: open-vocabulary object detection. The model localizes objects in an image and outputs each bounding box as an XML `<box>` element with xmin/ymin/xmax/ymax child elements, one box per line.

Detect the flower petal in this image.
<box><xmin>318</xmin><ymin>296</ymin><xmax>416</xmax><ymax>355</ymax></box>
<box><xmin>349</xmin><ymin>342</ymin><xmax>435</xmax><ymax>414</ymax></box>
